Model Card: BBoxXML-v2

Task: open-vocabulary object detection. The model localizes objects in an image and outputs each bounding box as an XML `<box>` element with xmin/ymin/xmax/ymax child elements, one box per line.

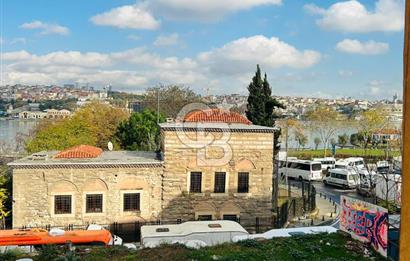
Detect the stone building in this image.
<box><xmin>9</xmin><ymin>146</ymin><xmax>163</xmax><ymax>228</ymax></box>
<box><xmin>9</xmin><ymin>109</ymin><xmax>275</xmax><ymax>228</ymax></box>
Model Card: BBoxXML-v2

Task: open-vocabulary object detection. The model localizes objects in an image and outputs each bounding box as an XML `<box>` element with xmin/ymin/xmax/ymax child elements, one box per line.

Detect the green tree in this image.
<box><xmin>246</xmin><ymin>65</ymin><xmax>284</xmax><ymax>154</ymax></box>
<box><xmin>314</xmin><ymin>137</ymin><xmax>321</xmax><ymax>150</ymax></box>
<box><xmin>116</xmin><ymin>110</ymin><xmax>165</xmax><ymax>151</ymax></box>
<box><xmin>26</xmin><ymin>102</ymin><xmax>129</xmax><ymax>153</ymax></box>
<box><xmin>0</xmin><ymin>165</ymin><xmax>11</xmax><ymax>229</ymax></box>
<box><xmin>350</xmin><ymin>133</ymin><xmax>359</xmax><ymax>146</ymax></box>
<box><xmin>357</xmin><ymin>108</ymin><xmax>388</xmax><ymax>155</ymax></box>
<box><xmin>144</xmin><ymin>85</ymin><xmax>202</xmax><ymax>118</ymax></box>
<box><xmin>338</xmin><ymin>133</ymin><xmax>349</xmax><ymax>149</ymax></box>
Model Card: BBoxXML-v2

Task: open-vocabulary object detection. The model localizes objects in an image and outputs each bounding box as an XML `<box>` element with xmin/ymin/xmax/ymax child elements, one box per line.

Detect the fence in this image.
<box><xmin>275</xmin><ymin>180</ymin><xmax>317</xmax><ymax>228</ymax></box>
<box><xmin>18</xmin><ymin>216</ymin><xmax>274</xmax><ymax>243</ymax></box>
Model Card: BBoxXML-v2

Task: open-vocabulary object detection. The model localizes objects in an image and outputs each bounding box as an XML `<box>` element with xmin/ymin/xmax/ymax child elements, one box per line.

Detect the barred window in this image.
<box><xmin>190</xmin><ymin>172</ymin><xmax>202</xmax><ymax>193</ymax></box>
<box><xmin>54</xmin><ymin>195</ymin><xmax>72</xmax><ymax>214</ymax></box>
<box><xmin>214</xmin><ymin>172</ymin><xmax>226</xmax><ymax>193</ymax></box>
<box><xmin>223</xmin><ymin>214</ymin><xmax>238</xmax><ymax>222</ymax></box>
<box><xmin>197</xmin><ymin>215</ymin><xmax>212</xmax><ymax>221</ymax></box>
<box><xmin>123</xmin><ymin>193</ymin><xmax>140</xmax><ymax>212</ymax></box>
<box><xmin>238</xmin><ymin>172</ymin><xmax>249</xmax><ymax>193</ymax></box>
<box><xmin>86</xmin><ymin>194</ymin><xmax>103</xmax><ymax>213</ymax></box>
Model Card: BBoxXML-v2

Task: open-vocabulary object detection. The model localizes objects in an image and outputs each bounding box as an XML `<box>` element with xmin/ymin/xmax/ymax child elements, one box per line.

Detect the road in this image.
<box><xmin>289</xmin><ymin>179</ymin><xmax>375</xmax><ymax>205</ymax></box>
<box><xmin>289</xmin><ymin>179</ymin><xmax>377</xmax><ymax>228</ymax></box>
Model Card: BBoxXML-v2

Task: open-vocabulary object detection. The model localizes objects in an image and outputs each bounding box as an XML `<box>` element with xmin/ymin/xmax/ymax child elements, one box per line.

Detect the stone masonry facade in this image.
<box><xmin>12</xmin><ymin>165</ymin><xmax>162</xmax><ymax>228</ymax></box>
<box><xmin>160</xmin><ymin>128</ymin><xmax>274</xmax><ymax>227</ymax></box>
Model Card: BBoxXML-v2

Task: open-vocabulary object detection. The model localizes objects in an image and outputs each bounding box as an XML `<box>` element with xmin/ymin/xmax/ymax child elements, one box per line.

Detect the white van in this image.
<box><xmin>335</xmin><ymin>157</ymin><xmax>365</xmax><ymax>170</ymax></box>
<box><xmin>323</xmin><ymin>168</ymin><xmax>359</xmax><ymax>189</ymax></box>
<box><xmin>278</xmin><ymin>159</ymin><xmax>322</xmax><ymax>181</ymax></box>
<box><xmin>313</xmin><ymin>157</ymin><xmax>336</xmax><ymax>171</ymax></box>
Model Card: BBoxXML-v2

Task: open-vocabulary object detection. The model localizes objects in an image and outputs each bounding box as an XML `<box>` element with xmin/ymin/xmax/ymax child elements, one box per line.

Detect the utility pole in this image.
<box><xmin>273</xmin><ymin>132</ymin><xmax>279</xmax><ymax>214</ymax></box>
<box><xmin>400</xmin><ymin>0</ymin><xmax>410</xmax><ymax>260</ymax></box>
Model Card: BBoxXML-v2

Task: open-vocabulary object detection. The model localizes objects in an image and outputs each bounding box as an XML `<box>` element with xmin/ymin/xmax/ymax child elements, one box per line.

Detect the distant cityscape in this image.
<box><xmin>0</xmin><ymin>84</ymin><xmax>403</xmax><ymax>123</ymax></box>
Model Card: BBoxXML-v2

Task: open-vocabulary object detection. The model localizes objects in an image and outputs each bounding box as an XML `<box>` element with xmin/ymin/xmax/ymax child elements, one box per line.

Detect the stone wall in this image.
<box><xmin>161</xmin><ymin>129</ymin><xmax>274</xmax><ymax>224</ymax></box>
<box><xmin>12</xmin><ymin>166</ymin><xmax>162</xmax><ymax>228</ymax></box>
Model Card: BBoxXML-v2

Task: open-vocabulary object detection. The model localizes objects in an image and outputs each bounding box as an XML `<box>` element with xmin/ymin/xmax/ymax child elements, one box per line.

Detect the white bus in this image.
<box><xmin>313</xmin><ymin>157</ymin><xmax>336</xmax><ymax>171</ymax></box>
<box><xmin>278</xmin><ymin>159</ymin><xmax>322</xmax><ymax>181</ymax></box>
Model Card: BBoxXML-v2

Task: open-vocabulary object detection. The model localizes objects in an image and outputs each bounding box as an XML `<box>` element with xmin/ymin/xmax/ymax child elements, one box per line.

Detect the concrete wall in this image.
<box><xmin>12</xmin><ymin>166</ymin><xmax>162</xmax><ymax>227</ymax></box>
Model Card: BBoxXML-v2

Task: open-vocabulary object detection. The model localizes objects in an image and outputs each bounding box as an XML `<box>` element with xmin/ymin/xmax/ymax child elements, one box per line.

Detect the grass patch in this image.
<box><xmin>289</xmin><ymin>148</ymin><xmax>400</xmax><ymax>160</ymax></box>
<box><xmin>2</xmin><ymin>232</ymin><xmax>386</xmax><ymax>261</ymax></box>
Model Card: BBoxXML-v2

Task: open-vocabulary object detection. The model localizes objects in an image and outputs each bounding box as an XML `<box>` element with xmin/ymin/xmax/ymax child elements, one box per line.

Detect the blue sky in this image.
<box><xmin>0</xmin><ymin>0</ymin><xmax>405</xmax><ymax>100</ymax></box>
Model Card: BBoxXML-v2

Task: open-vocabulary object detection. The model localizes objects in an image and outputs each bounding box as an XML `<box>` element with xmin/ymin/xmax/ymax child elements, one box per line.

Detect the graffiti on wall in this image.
<box><xmin>340</xmin><ymin>196</ymin><xmax>388</xmax><ymax>257</ymax></box>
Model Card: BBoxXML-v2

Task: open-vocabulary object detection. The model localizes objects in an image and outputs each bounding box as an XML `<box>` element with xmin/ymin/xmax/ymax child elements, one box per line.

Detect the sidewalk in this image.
<box><xmin>287</xmin><ymin>193</ymin><xmax>340</xmax><ymax>228</ymax></box>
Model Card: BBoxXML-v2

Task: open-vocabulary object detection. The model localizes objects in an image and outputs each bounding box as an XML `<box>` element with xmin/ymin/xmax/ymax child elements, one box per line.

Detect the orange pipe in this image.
<box><xmin>0</xmin><ymin>229</ymin><xmax>112</xmax><ymax>246</ymax></box>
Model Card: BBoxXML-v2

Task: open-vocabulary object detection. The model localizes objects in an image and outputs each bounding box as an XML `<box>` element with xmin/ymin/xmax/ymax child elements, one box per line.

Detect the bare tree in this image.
<box><xmin>306</xmin><ymin>106</ymin><xmax>344</xmax><ymax>157</ymax></box>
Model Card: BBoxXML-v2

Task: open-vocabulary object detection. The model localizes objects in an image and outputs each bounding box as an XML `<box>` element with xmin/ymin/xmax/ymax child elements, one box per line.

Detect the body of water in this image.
<box><xmin>0</xmin><ymin>119</ymin><xmax>37</xmax><ymax>150</ymax></box>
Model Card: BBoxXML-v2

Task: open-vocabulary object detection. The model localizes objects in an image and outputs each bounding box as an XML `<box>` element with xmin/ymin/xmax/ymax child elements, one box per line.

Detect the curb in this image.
<box><xmin>314</xmin><ymin>194</ymin><xmax>341</xmax><ymax>227</ymax></box>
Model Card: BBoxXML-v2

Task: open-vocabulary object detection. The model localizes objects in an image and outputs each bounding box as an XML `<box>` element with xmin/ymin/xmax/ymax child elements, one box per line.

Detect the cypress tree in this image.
<box><xmin>246</xmin><ymin>65</ymin><xmax>284</xmax><ymax>154</ymax></box>
<box><xmin>246</xmin><ymin>65</ymin><xmax>265</xmax><ymax>125</ymax></box>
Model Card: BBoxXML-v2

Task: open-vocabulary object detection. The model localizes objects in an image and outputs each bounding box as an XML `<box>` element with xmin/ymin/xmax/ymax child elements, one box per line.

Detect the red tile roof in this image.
<box><xmin>184</xmin><ymin>108</ymin><xmax>251</xmax><ymax>125</ymax></box>
<box><xmin>55</xmin><ymin>145</ymin><xmax>103</xmax><ymax>159</ymax></box>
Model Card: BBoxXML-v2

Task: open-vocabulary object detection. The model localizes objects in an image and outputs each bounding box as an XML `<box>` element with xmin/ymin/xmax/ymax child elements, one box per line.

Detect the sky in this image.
<box><xmin>0</xmin><ymin>0</ymin><xmax>405</xmax><ymax>100</ymax></box>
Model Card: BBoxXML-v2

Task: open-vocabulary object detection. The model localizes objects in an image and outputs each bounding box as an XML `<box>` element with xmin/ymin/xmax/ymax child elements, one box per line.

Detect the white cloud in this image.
<box><xmin>198</xmin><ymin>35</ymin><xmax>321</xmax><ymax>75</ymax></box>
<box><xmin>2</xmin><ymin>48</ymin><xmax>203</xmax><ymax>90</ymax></box>
<box><xmin>20</xmin><ymin>20</ymin><xmax>70</xmax><ymax>35</ymax></box>
<box><xmin>0</xmin><ymin>37</ymin><xmax>4</xmax><ymax>45</ymax></box>
<box><xmin>305</xmin><ymin>0</ymin><xmax>404</xmax><ymax>33</ymax></box>
<box><xmin>91</xmin><ymin>0</ymin><xmax>282</xmax><ymax>26</ymax></box>
<box><xmin>336</xmin><ymin>39</ymin><xmax>389</xmax><ymax>55</ymax></box>
<box><xmin>148</xmin><ymin>0</ymin><xmax>282</xmax><ymax>21</ymax></box>
<box><xmin>338</xmin><ymin>70</ymin><xmax>353</xmax><ymax>77</ymax></box>
<box><xmin>2</xmin><ymin>35</ymin><xmax>321</xmax><ymax>92</ymax></box>
<box><xmin>10</xmin><ymin>38</ymin><xmax>27</xmax><ymax>45</ymax></box>
<box><xmin>127</xmin><ymin>34</ymin><xmax>140</xmax><ymax>41</ymax></box>
<box><xmin>154</xmin><ymin>33</ymin><xmax>180</xmax><ymax>46</ymax></box>
<box><xmin>90</xmin><ymin>5</ymin><xmax>160</xmax><ymax>30</ymax></box>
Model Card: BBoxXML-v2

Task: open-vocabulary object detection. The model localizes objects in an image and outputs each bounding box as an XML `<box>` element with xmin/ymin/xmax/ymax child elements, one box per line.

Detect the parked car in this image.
<box><xmin>323</xmin><ymin>168</ymin><xmax>359</xmax><ymax>189</ymax></box>
<box><xmin>356</xmin><ymin>182</ymin><xmax>376</xmax><ymax>197</ymax></box>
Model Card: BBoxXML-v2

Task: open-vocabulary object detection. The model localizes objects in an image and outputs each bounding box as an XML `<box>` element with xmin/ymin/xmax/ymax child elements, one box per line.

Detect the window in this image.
<box><xmin>311</xmin><ymin>164</ymin><xmax>322</xmax><ymax>171</ymax></box>
<box><xmin>214</xmin><ymin>172</ymin><xmax>226</xmax><ymax>193</ymax></box>
<box><xmin>123</xmin><ymin>193</ymin><xmax>140</xmax><ymax>211</ymax></box>
<box><xmin>197</xmin><ymin>215</ymin><xmax>212</xmax><ymax>221</ymax></box>
<box><xmin>190</xmin><ymin>172</ymin><xmax>202</xmax><ymax>193</ymax></box>
<box><xmin>54</xmin><ymin>195</ymin><xmax>72</xmax><ymax>214</ymax></box>
<box><xmin>301</xmin><ymin>164</ymin><xmax>310</xmax><ymax>171</ymax></box>
<box><xmin>238</xmin><ymin>172</ymin><xmax>249</xmax><ymax>193</ymax></box>
<box><xmin>223</xmin><ymin>214</ymin><xmax>238</xmax><ymax>222</ymax></box>
<box><xmin>156</xmin><ymin>228</ymin><xmax>169</xmax><ymax>232</ymax></box>
<box><xmin>86</xmin><ymin>194</ymin><xmax>103</xmax><ymax>213</ymax></box>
